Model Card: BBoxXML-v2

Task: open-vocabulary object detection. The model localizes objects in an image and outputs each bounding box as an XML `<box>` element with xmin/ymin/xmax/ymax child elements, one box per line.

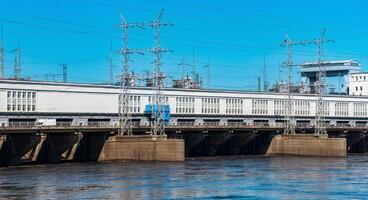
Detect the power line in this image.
<box><xmin>72</xmin><ymin>0</ymin><xmax>368</xmax><ymax>35</ymax></box>
<box><xmin>156</xmin><ymin>0</ymin><xmax>368</xmax><ymax>28</ymax></box>
<box><xmin>0</xmin><ymin>9</ymin><xmax>117</xmax><ymax>33</ymax></box>
<box><xmin>2</xmin><ymin>15</ymin><xmax>368</xmax><ymax>60</ymax></box>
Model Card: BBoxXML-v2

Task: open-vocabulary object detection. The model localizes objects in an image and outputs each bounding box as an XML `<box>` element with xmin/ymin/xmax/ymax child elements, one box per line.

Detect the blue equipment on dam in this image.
<box><xmin>144</xmin><ymin>104</ymin><xmax>171</xmax><ymax>124</ymax></box>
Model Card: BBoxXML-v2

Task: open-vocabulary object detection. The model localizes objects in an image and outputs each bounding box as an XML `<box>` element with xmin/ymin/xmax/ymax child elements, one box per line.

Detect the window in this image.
<box><xmin>354</xmin><ymin>102</ymin><xmax>367</xmax><ymax>117</ymax></box>
<box><xmin>274</xmin><ymin>100</ymin><xmax>287</xmax><ymax>115</ymax></box>
<box><xmin>148</xmin><ymin>96</ymin><xmax>168</xmax><ymax>104</ymax></box>
<box><xmin>361</xmin><ymin>86</ymin><xmax>363</xmax><ymax>91</ymax></box>
<box><xmin>128</xmin><ymin>95</ymin><xmax>141</xmax><ymax>113</ymax></box>
<box><xmin>294</xmin><ymin>100</ymin><xmax>310</xmax><ymax>116</ymax></box>
<box><xmin>176</xmin><ymin>97</ymin><xmax>195</xmax><ymax>114</ymax></box>
<box><xmin>226</xmin><ymin>98</ymin><xmax>243</xmax><ymax>114</ymax></box>
<box><xmin>252</xmin><ymin>99</ymin><xmax>268</xmax><ymax>115</ymax></box>
<box><xmin>201</xmin><ymin>97</ymin><xmax>220</xmax><ymax>114</ymax></box>
<box><xmin>6</xmin><ymin>90</ymin><xmax>37</xmax><ymax>112</ymax></box>
<box><xmin>335</xmin><ymin>102</ymin><xmax>349</xmax><ymax>116</ymax></box>
<box><xmin>315</xmin><ymin>101</ymin><xmax>329</xmax><ymax>116</ymax></box>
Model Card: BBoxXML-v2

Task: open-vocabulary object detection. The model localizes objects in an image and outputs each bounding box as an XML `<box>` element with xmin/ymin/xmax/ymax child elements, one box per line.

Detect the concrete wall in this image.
<box><xmin>98</xmin><ymin>136</ymin><xmax>185</xmax><ymax>162</ymax></box>
<box><xmin>267</xmin><ymin>134</ymin><xmax>346</xmax><ymax>157</ymax></box>
<box><xmin>2</xmin><ymin>79</ymin><xmax>368</xmax><ymax>117</ymax></box>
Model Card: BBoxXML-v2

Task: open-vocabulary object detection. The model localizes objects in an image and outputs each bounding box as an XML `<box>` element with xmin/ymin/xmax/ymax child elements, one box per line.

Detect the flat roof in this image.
<box><xmin>349</xmin><ymin>72</ymin><xmax>368</xmax><ymax>75</ymax></box>
<box><xmin>1</xmin><ymin>78</ymin><xmax>367</xmax><ymax>99</ymax></box>
<box><xmin>301</xmin><ymin>60</ymin><xmax>361</xmax><ymax>66</ymax></box>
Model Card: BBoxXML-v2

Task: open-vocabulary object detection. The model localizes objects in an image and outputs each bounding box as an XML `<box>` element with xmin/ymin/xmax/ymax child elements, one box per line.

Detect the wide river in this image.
<box><xmin>0</xmin><ymin>155</ymin><xmax>367</xmax><ymax>199</ymax></box>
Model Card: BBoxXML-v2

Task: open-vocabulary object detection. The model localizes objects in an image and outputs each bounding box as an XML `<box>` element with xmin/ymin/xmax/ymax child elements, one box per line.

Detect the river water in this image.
<box><xmin>0</xmin><ymin>155</ymin><xmax>367</xmax><ymax>199</ymax></box>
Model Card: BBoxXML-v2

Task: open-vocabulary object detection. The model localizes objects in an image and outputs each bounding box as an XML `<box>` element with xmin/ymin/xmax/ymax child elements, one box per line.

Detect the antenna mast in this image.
<box><xmin>149</xmin><ymin>9</ymin><xmax>172</xmax><ymax>137</ymax></box>
<box><xmin>281</xmin><ymin>35</ymin><xmax>306</xmax><ymax>135</ymax></box>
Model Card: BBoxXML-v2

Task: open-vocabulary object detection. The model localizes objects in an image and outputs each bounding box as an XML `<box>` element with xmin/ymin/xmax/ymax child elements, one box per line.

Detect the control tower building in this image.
<box><xmin>300</xmin><ymin>60</ymin><xmax>361</xmax><ymax>94</ymax></box>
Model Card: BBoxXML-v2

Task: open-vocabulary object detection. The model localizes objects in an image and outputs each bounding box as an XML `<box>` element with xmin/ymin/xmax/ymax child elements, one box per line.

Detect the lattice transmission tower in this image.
<box><xmin>118</xmin><ymin>15</ymin><xmax>145</xmax><ymax>136</ymax></box>
<box><xmin>148</xmin><ymin>9</ymin><xmax>172</xmax><ymax>137</ymax></box>
<box><xmin>281</xmin><ymin>35</ymin><xmax>307</xmax><ymax>135</ymax></box>
<box><xmin>309</xmin><ymin>29</ymin><xmax>334</xmax><ymax>135</ymax></box>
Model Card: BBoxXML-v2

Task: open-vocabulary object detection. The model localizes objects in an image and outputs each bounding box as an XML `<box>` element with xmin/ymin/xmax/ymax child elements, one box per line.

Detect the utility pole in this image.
<box><xmin>12</xmin><ymin>39</ymin><xmax>21</xmax><ymax>80</ymax></box>
<box><xmin>61</xmin><ymin>64</ymin><xmax>67</xmax><ymax>83</ymax></box>
<box><xmin>178</xmin><ymin>56</ymin><xmax>188</xmax><ymax>79</ymax></box>
<box><xmin>256</xmin><ymin>76</ymin><xmax>261</xmax><ymax>91</ymax></box>
<box><xmin>0</xmin><ymin>23</ymin><xmax>4</xmax><ymax>79</ymax></box>
<box><xmin>203</xmin><ymin>58</ymin><xmax>210</xmax><ymax>88</ymax></box>
<box><xmin>149</xmin><ymin>9</ymin><xmax>172</xmax><ymax>137</ymax></box>
<box><xmin>118</xmin><ymin>15</ymin><xmax>145</xmax><ymax>136</ymax></box>
<box><xmin>262</xmin><ymin>53</ymin><xmax>268</xmax><ymax>91</ymax></box>
<box><xmin>192</xmin><ymin>47</ymin><xmax>196</xmax><ymax>82</ymax></box>
<box><xmin>309</xmin><ymin>29</ymin><xmax>334</xmax><ymax>135</ymax></box>
<box><xmin>109</xmin><ymin>37</ymin><xmax>115</xmax><ymax>85</ymax></box>
<box><xmin>281</xmin><ymin>35</ymin><xmax>307</xmax><ymax>135</ymax></box>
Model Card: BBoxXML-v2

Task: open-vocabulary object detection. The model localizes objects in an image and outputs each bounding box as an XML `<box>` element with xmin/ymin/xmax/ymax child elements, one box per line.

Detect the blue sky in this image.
<box><xmin>1</xmin><ymin>0</ymin><xmax>368</xmax><ymax>90</ymax></box>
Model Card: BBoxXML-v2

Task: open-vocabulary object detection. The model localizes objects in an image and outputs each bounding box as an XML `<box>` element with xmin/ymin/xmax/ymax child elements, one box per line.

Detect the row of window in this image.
<box><xmin>176</xmin><ymin>97</ymin><xmax>195</xmax><ymax>114</ymax></box>
<box><xmin>274</xmin><ymin>100</ymin><xmax>311</xmax><ymax>116</ymax></box>
<box><xmin>5</xmin><ymin>91</ymin><xmax>368</xmax><ymax>117</ymax></box>
<box><xmin>7</xmin><ymin>90</ymin><xmax>37</xmax><ymax>112</ymax></box>
<box><xmin>226</xmin><ymin>98</ymin><xmax>243</xmax><ymax>114</ymax></box>
<box><xmin>202</xmin><ymin>98</ymin><xmax>220</xmax><ymax>114</ymax></box>
<box><xmin>351</xmin><ymin>75</ymin><xmax>367</xmax><ymax>81</ymax></box>
<box><xmin>252</xmin><ymin>99</ymin><xmax>268</xmax><ymax>115</ymax></box>
<box><xmin>148</xmin><ymin>97</ymin><xmax>368</xmax><ymax>116</ymax></box>
<box><xmin>129</xmin><ymin>96</ymin><xmax>141</xmax><ymax>113</ymax></box>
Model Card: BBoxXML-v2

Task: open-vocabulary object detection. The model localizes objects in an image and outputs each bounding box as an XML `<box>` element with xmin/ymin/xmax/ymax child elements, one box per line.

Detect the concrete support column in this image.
<box><xmin>31</xmin><ymin>133</ymin><xmax>47</xmax><ymax>162</ymax></box>
<box><xmin>0</xmin><ymin>135</ymin><xmax>6</xmax><ymax>150</ymax></box>
<box><xmin>66</xmin><ymin>132</ymin><xmax>83</xmax><ymax>160</ymax></box>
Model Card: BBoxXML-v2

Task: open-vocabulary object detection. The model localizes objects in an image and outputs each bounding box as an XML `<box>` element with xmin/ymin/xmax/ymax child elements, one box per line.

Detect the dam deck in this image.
<box><xmin>1</xmin><ymin>124</ymin><xmax>367</xmax><ymax>134</ymax></box>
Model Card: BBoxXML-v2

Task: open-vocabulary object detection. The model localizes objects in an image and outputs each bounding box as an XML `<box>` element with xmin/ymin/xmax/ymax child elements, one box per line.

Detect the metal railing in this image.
<box><xmin>2</xmin><ymin>121</ymin><xmax>368</xmax><ymax>130</ymax></box>
<box><xmin>8</xmin><ymin>122</ymin><xmax>35</xmax><ymax>128</ymax></box>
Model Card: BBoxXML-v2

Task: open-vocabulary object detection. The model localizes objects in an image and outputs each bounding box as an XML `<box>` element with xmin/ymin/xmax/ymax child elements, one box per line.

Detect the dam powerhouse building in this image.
<box><xmin>1</xmin><ymin>69</ymin><xmax>368</xmax><ymax>129</ymax></box>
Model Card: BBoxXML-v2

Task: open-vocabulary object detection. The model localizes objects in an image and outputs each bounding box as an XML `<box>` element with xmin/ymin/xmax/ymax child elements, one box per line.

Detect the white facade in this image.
<box><xmin>1</xmin><ymin>79</ymin><xmax>368</xmax><ymax>127</ymax></box>
<box><xmin>348</xmin><ymin>72</ymin><xmax>368</xmax><ymax>96</ymax></box>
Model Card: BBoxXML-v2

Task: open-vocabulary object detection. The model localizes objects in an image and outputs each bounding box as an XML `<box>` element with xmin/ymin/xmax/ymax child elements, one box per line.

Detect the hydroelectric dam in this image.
<box><xmin>1</xmin><ymin>79</ymin><xmax>368</xmax><ymax>166</ymax></box>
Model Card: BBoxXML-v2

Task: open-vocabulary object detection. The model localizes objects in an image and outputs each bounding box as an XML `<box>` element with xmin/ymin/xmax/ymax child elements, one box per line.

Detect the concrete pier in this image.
<box><xmin>98</xmin><ymin>135</ymin><xmax>185</xmax><ymax>162</ymax></box>
<box><xmin>266</xmin><ymin>134</ymin><xmax>346</xmax><ymax>157</ymax></box>
<box><xmin>0</xmin><ymin>135</ymin><xmax>5</xmax><ymax>151</ymax></box>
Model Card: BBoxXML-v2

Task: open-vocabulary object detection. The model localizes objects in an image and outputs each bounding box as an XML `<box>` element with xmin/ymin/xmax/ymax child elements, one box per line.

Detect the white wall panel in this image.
<box><xmin>0</xmin><ymin>90</ymin><xmax>6</xmax><ymax>112</ymax></box>
<box><xmin>37</xmin><ymin>91</ymin><xmax>118</xmax><ymax>113</ymax></box>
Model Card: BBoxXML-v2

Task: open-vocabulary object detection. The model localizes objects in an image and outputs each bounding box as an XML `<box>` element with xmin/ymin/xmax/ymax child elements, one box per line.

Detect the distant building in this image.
<box><xmin>348</xmin><ymin>72</ymin><xmax>368</xmax><ymax>96</ymax></box>
<box><xmin>300</xmin><ymin>60</ymin><xmax>361</xmax><ymax>93</ymax></box>
<box><xmin>172</xmin><ymin>75</ymin><xmax>202</xmax><ymax>89</ymax></box>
